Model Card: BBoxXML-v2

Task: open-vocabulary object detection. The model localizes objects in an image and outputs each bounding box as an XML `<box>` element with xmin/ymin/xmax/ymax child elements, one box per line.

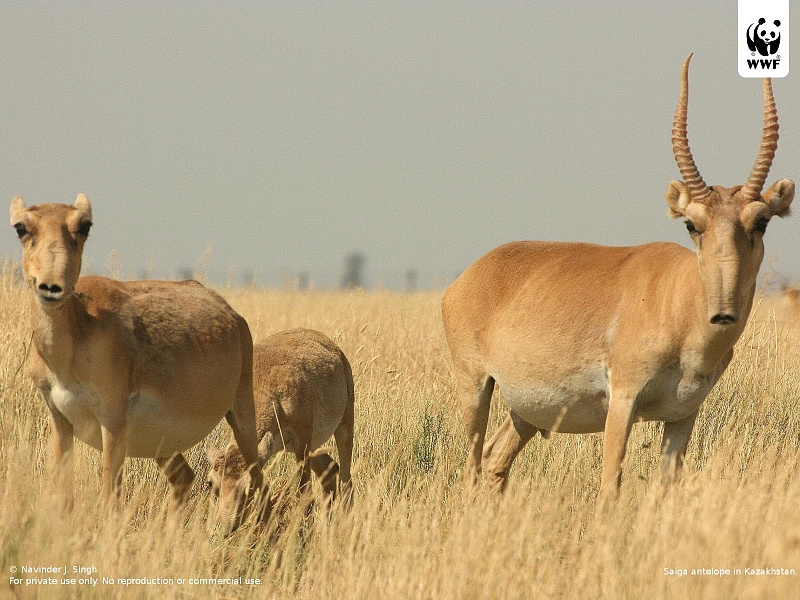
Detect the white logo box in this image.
<box><xmin>739</xmin><ymin>0</ymin><xmax>789</xmax><ymax>77</ymax></box>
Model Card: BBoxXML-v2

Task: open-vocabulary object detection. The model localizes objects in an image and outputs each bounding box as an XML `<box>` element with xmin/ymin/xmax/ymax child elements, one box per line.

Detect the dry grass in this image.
<box><xmin>1</xmin><ymin>264</ymin><xmax>800</xmax><ymax>599</ymax></box>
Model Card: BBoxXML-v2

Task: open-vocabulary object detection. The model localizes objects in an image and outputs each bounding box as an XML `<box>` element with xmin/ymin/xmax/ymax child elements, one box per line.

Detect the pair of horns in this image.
<box><xmin>672</xmin><ymin>54</ymin><xmax>778</xmax><ymax>203</ymax></box>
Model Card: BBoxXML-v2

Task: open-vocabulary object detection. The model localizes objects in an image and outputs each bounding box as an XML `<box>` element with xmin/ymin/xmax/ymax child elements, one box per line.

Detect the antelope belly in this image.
<box><xmin>47</xmin><ymin>384</ymin><xmax>222</xmax><ymax>458</ymax></box>
<box><xmin>125</xmin><ymin>391</ymin><xmax>223</xmax><ymax>457</ymax></box>
<box><xmin>493</xmin><ymin>369</ymin><xmax>610</xmax><ymax>434</ymax></box>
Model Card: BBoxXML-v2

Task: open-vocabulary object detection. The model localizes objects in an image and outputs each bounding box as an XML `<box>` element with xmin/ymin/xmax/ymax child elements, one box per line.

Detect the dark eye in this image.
<box><xmin>754</xmin><ymin>217</ymin><xmax>769</xmax><ymax>234</ymax></box>
<box><xmin>13</xmin><ymin>223</ymin><xmax>27</xmax><ymax>238</ymax></box>
<box><xmin>685</xmin><ymin>220</ymin><xmax>697</xmax><ymax>234</ymax></box>
<box><xmin>77</xmin><ymin>220</ymin><xmax>92</xmax><ymax>237</ymax></box>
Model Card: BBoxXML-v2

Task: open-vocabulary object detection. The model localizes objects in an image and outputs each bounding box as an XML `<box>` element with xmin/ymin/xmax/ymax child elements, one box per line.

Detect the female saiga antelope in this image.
<box><xmin>10</xmin><ymin>195</ymin><xmax>263</xmax><ymax>509</ymax></box>
<box><xmin>206</xmin><ymin>328</ymin><xmax>354</xmax><ymax>536</ymax></box>
<box><xmin>441</xmin><ymin>55</ymin><xmax>794</xmax><ymax>499</ymax></box>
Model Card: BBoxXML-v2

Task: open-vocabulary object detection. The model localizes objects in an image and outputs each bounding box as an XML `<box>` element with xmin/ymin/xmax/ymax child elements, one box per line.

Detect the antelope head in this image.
<box><xmin>10</xmin><ymin>194</ymin><xmax>93</xmax><ymax>309</ymax></box>
<box><xmin>667</xmin><ymin>54</ymin><xmax>794</xmax><ymax>327</ymax></box>
<box><xmin>205</xmin><ymin>439</ymin><xmax>270</xmax><ymax>537</ymax></box>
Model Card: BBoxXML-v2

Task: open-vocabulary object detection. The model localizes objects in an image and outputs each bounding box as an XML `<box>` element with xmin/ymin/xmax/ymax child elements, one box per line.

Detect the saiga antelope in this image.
<box><xmin>10</xmin><ymin>195</ymin><xmax>263</xmax><ymax>511</ymax></box>
<box><xmin>206</xmin><ymin>328</ymin><xmax>354</xmax><ymax>536</ymax></box>
<box><xmin>441</xmin><ymin>55</ymin><xmax>794</xmax><ymax>498</ymax></box>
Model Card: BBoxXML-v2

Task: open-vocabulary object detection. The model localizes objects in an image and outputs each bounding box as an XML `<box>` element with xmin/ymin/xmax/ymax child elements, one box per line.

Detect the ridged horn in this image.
<box><xmin>740</xmin><ymin>78</ymin><xmax>779</xmax><ymax>202</ymax></box>
<box><xmin>672</xmin><ymin>54</ymin><xmax>712</xmax><ymax>203</ymax></box>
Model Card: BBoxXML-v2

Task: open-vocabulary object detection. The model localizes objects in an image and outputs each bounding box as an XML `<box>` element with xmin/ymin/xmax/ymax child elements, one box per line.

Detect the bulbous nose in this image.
<box><xmin>38</xmin><ymin>282</ymin><xmax>63</xmax><ymax>295</ymax></box>
<box><xmin>217</xmin><ymin>512</ymin><xmax>243</xmax><ymax>538</ymax></box>
<box><xmin>710</xmin><ymin>313</ymin><xmax>738</xmax><ymax>326</ymax></box>
<box><xmin>36</xmin><ymin>281</ymin><xmax>65</xmax><ymax>303</ymax></box>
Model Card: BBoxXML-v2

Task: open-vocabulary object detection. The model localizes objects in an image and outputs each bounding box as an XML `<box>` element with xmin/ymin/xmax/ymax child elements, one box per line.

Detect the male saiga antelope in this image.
<box><xmin>206</xmin><ymin>328</ymin><xmax>354</xmax><ymax>536</ymax></box>
<box><xmin>10</xmin><ymin>195</ymin><xmax>263</xmax><ymax>510</ymax></box>
<box><xmin>441</xmin><ymin>55</ymin><xmax>794</xmax><ymax>499</ymax></box>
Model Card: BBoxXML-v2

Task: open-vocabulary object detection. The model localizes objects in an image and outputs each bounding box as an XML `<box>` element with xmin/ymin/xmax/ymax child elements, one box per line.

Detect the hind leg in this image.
<box><xmin>455</xmin><ymin>371</ymin><xmax>495</xmax><ymax>485</ymax></box>
<box><xmin>289</xmin><ymin>450</ymin><xmax>319</xmax><ymax>521</ymax></box>
<box><xmin>226</xmin><ymin>409</ymin><xmax>262</xmax><ymax>490</ymax></box>
<box><xmin>482</xmin><ymin>410</ymin><xmax>539</xmax><ymax>492</ymax></box>
<box><xmin>297</xmin><ymin>454</ymin><xmax>313</xmax><ymax>495</ymax></box>
<box><xmin>156</xmin><ymin>453</ymin><xmax>195</xmax><ymax>514</ymax></box>
<box><xmin>309</xmin><ymin>453</ymin><xmax>339</xmax><ymax>500</ymax></box>
<box><xmin>226</xmin><ymin>317</ymin><xmax>263</xmax><ymax>492</ymax></box>
<box><xmin>333</xmin><ymin>401</ymin><xmax>354</xmax><ymax>506</ymax></box>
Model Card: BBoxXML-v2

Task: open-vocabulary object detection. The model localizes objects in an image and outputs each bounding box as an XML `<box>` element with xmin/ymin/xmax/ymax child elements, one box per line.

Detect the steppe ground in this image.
<box><xmin>1</xmin><ymin>262</ymin><xmax>800</xmax><ymax>600</ymax></box>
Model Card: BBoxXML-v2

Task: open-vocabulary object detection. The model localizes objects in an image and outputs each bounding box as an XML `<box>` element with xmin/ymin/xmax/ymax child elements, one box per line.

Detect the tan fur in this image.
<box><xmin>206</xmin><ymin>328</ymin><xmax>354</xmax><ymax>536</ymax></box>
<box><xmin>441</xmin><ymin>57</ymin><xmax>794</xmax><ymax>500</ymax></box>
<box><xmin>10</xmin><ymin>195</ymin><xmax>263</xmax><ymax>511</ymax></box>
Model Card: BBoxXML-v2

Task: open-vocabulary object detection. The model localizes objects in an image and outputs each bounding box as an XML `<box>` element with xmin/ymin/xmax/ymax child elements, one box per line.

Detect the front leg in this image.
<box><xmin>598</xmin><ymin>387</ymin><xmax>639</xmax><ymax>502</ymax></box>
<box><xmin>101</xmin><ymin>422</ymin><xmax>128</xmax><ymax>506</ymax></box>
<box><xmin>48</xmin><ymin>404</ymin><xmax>75</xmax><ymax>510</ymax></box>
<box><xmin>156</xmin><ymin>453</ymin><xmax>196</xmax><ymax>515</ymax></box>
<box><xmin>659</xmin><ymin>410</ymin><xmax>698</xmax><ymax>484</ymax></box>
<box><xmin>658</xmin><ymin>349</ymin><xmax>730</xmax><ymax>484</ymax></box>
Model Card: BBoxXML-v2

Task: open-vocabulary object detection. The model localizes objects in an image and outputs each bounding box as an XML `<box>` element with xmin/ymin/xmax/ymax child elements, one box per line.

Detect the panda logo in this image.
<box><xmin>747</xmin><ymin>18</ymin><xmax>781</xmax><ymax>57</ymax></box>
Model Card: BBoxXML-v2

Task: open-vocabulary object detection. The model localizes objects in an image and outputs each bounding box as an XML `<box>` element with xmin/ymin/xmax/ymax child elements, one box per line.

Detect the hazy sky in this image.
<box><xmin>1</xmin><ymin>2</ymin><xmax>798</xmax><ymax>289</ymax></box>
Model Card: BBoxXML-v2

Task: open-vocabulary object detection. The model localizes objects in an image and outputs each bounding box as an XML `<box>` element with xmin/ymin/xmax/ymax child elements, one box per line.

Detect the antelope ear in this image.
<box><xmin>204</xmin><ymin>438</ymin><xmax>222</xmax><ymax>463</ymax></box>
<box><xmin>10</xmin><ymin>196</ymin><xmax>26</xmax><ymax>225</ymax></box>
<box><xmin>763</xmin><ymin>179</ymin><xmax>794</xmax><ymax>217</ymax></box>
<box><xmin>666</xmin><ymin>181</ymin><xmax>692</xmax><ymax>218</ymax></box>
<box><xmin>257</xmin><ymin>432</ymin><xmax>274</xmax><ymax>467</ymax></box>
<box><xmin>74</xmin><ymin>193</ymin><xmax>92</xmax><ymax>221</ymax></box>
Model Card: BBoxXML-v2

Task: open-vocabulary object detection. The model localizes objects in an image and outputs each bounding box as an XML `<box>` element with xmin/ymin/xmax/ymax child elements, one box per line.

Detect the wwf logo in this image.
<box><xmin>747</xmin><ymin>18</ymin><xmax>781</xmax><ymax>56</ymax></box>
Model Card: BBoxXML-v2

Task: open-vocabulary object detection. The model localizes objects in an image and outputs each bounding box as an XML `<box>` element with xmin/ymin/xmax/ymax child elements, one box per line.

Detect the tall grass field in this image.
<box><xmin>1</xmin><ymin>263</ymin><xmax>799</xmax><ymax>599</ymax></box>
